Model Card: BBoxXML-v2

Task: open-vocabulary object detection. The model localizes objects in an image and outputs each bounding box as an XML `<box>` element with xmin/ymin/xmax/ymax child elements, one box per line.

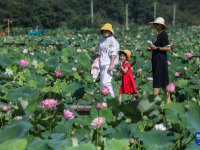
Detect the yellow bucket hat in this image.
<box><xmin>119</xmin><ymin>50</ymin><xmax>131</xmax><ymax>60</ymax></box>
<box><xmin>100</xmin><ymin>23</ymin><xmax>114</xmax><ymax>34</ymax></box>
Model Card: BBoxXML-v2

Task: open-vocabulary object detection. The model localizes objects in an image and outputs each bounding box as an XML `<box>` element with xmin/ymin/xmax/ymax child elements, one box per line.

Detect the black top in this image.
<box><xmin>152</xmin><ymin>31</ymin><xmax>169</xmax><ymax>88</ymax></box>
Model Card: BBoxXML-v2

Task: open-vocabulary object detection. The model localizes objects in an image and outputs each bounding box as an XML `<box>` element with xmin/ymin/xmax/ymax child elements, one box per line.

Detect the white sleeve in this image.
<box><xmin>109</xmin><ymin>38</ymin><xmax>119</xmax><ymax>56</ymax></box>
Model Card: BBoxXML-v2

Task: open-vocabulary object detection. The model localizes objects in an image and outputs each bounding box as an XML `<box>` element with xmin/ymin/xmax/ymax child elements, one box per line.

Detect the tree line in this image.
<box><xmin>0</xmin><ymin>0</ymin><xmax>199</xmax><ymax>29</ymax></box>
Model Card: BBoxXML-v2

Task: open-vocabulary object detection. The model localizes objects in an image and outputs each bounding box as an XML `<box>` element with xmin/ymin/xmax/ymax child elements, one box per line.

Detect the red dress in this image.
<box><xmin>119</xmin><ymin>62</ymin><xmax>137</xmax><ymax>94</ymax></box>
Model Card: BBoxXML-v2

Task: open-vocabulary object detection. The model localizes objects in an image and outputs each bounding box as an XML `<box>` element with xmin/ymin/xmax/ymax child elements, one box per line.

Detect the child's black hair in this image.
<box><xmin>118</xmin><ymin>51</ymin><xmax>128</xmax><ymax>60</ymax></box>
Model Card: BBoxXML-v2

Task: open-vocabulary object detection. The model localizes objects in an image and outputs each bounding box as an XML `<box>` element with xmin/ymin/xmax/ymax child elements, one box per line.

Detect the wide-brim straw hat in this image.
<box><xmin>119</xmin><ymin>50</ymin><xmax>131</xmax><ymax>60</ymax></box>
<box><xmin>100</xmin><ymin>23</ymin><xmax>114</xmax><ymax>34</ymax></box>
<box><xmin>149</xmin><ymin>17</ymin><xmax>169</xmax><ymax>30</ymax></box>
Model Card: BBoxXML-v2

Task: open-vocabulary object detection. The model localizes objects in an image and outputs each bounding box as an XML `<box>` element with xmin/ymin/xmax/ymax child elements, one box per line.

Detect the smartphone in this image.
<box><xmin>91</xmin><ymin>53</ymin><xmax>100</xmax><ymax>60</ymax></box>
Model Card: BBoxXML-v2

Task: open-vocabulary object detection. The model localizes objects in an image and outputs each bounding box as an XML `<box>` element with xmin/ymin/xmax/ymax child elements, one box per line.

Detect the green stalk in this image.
<box><xmin>69</xmin><ymin>121</ymin><xmax>71</xmax><ymax>138</ymax></box>
<box><xmin>138</xmin><ymin>139</ymin><xmax>141</xmax><ymax>150</ymax></box>
<box><xmin>97</xmin><ymin>128</ymin><xmax>98</xmax><ymax>150</ymax></box>
<box><xmin>170</xmin><ymin>112</ymin><xmax>187</xmax><ymax>150</ymax></box>
<box><xmin>0</xmin><ymin>118</ymin><xmax>3</xmax><ymax>130</ymax></box>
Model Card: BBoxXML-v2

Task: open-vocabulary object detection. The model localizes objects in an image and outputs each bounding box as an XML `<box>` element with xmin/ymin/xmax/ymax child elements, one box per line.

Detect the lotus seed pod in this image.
<box><xmin>183</xmin><ymin>105</ymin><xmax>189</xmax><ymax>112</ymax></box>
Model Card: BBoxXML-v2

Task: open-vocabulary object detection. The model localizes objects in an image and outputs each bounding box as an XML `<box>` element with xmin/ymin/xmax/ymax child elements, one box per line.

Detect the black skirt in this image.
<box><xmin>152</xmin><ymin>31</ymin><xmax>169</xmax><ymax>88</ymax></box>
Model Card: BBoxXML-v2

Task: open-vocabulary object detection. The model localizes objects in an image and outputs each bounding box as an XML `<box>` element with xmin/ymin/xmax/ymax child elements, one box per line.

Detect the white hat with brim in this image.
<box><xmin>149</xmin><ymin>17</ymin><xmax>169</xmax><ymax>30</ymax></box>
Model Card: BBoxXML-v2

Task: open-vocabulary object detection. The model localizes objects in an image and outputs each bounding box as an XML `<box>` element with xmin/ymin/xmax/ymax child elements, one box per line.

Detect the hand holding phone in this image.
<box><xmin>91</xmin><ymin>53</ymin><xmax>100</xmax><ymax>60</ymax></box>
<box><xmin>147</xmin><ymin>40</ymin><xmax>153</xmax><ymax>46</ymax></box>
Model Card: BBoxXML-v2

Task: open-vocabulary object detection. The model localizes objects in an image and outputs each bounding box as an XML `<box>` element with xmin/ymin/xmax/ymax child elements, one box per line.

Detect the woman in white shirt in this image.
<box><xmin>96</xmin><ymin>23</ymin><xmax>120</xmax><ymax>103</ymax></box>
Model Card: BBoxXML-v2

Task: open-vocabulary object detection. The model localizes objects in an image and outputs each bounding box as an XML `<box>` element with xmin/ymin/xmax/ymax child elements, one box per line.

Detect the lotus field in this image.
<box><xmin>0</xmin><ymin>27</ymin><xmax>200</xmax><ymax>150</ymax></box>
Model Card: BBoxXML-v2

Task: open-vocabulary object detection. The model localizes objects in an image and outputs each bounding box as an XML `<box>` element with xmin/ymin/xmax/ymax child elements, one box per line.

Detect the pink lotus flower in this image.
<box><xmin>74</xmin><ymin>59</ymin><xmax>78</xmax><ymax>64</ymax></box>
<box><xmin>84</xmin><ymin>134</ymin><xmax>88</xmax><ymax>139</ymax></box>
<box><xmin>183</xmin><ymin>67</ymin><xmax>187</xmax><ymax>71</ymax></box>
<box><xmin>96</xmin><ymin>103</ymin><xmax>103</xmax><ymax>110</ymax></box>
<box><xmin>137</xmin><ymin>69</ymin><xmax>142</xmax><ymax>74</ymax></box>
<box><xmin>14</xmin><ymin>116</ymin><xmax>22</xmax><ymax>121</ymax></box>
<box><xmin>63</xmin><ymin>109</ymin><xmax>75</xmax><ymax>120</ymax></box>
<box><xmin>129</xmin><ymin>138</ymin><xmax>134</xmax><ymax>144</ymax></box>
<box><xmin>174</xmin><ymin>72</ymin><xmax>180</xmax><ymax>76</ymax></box>
<box><xmin>92</xmin><ymin>98</ymin><xmax>95</xmax><ymax>102</ymax></box>
<box><xmin>55</xmin><ymin>71</ymin><xmax>62</xmax><ymax>77</ymax></box>
<box><xmin>166</xmin><ymin>83</ymin><xmax>175</xmax><ymax>93</ymax></box>
<box><xmin>23</xmin><ymin>49</ymin><xmax>28</xmax><ymax>53</ymax></box>
<box><xmin>29</xmin><ymin>115</ymin><xmax>32</xmax><ymax>119</ymax></box>
<box><xmin>167</xmin><ymin>61</ymin><xmax>171</xmax><ymax>66</ymax></box>
<box><xmin>101</xmin><ymin>86</ymin><xmax>109</xmax><ymax>96</ymax></box>
<box><xmin>185</xmin><ymin>53</ymin><xmax>193</xmax><ymax>58</ymax></box>
<box><xmin>71</xmin><ymin>130</ymin><xmax>75</xmax><ymax>135</ymax></box>
<box><xmin>173</xmin><ymin>52</ymin><xmax>178</xmax><ymax>57</ymax></box>
<box><xmin>91</xmin><ymin>117</ymin><xmax>105</xmax><ymax>129</ymax></box>
<box><xmin>2</xmin><ymin>105</ymin><xmax>10</xmax><ymax>111</ymax></box>
<box><xmin>18</xmin><ymin>59</ymin><xmax>29</xmax><ymax>67</ymax></box>
<box><xmin>42</xmin><ymin>99</ymin><xmax>58</xmax><ymax>109</ymax></box>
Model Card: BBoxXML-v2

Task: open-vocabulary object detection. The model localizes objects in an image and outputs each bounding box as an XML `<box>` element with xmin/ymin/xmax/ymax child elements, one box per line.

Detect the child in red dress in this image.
<box><xmin>113</xmin><ymin>50</ymin><xmax>137</xmax><ymax>104</ymax></box>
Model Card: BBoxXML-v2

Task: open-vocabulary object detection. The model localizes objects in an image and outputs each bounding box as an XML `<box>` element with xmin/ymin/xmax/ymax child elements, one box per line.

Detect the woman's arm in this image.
<box><xmin>112</xmin><ymin>69</ymin><xmax>121</xmax><ymax>72</ymax></box>
<box><xmin>151</xmin><ymin>44</ymin><xmax>171</xmax><ymax>51</ymax></box>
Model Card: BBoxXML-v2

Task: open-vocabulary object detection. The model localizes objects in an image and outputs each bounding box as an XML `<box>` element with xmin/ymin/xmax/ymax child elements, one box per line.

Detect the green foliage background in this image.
<box><xmin>0</xmin><ymin>0</ymin><xmax>199</xmax><ymax>29</ymax></box>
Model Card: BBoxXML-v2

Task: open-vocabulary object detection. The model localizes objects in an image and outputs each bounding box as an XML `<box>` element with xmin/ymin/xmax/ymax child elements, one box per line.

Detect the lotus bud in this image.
<box><xmin>96</xmin><ymin>103</ymin><xmax>103</xmax><ymax>110</ymax></box>
<box><xmin>166</xmin><ymin>83</ymin><xmax>175</xmax><ymax>93</ymax></box>
<box><xmin>71</xmin><ymin>130</ymin><xmax>75</xmax><ymax>135</ymax></box>
<box><xmin>174</xmin><ymin>72</ymin><xmax>180</xmax><ymax>76</ymax></box>
<box><xmin>29</xmin><ymin>115</ymin><xmax>32</xmax><ymax>119</ymax></box>
<box><xmin>84</xmin><ymin>134</ymin><xmax>88</xmax><ymax>139</ymax></box>
<box><xmin>74</xmin><ymin>59</ymin><xmax>78</xmax><ymax>64</ymax></box>
<box><xmin>129</xmin><ymin>138</ymin><xmax>134</xmax><ymax>144</ymax></box>
<box><xmin>183</xmin><ymin>105</ymin><xmax>189</xmax><ymax>112</ymax></box>
<box><xmin>123</xmin><ymin>147</ymin><xmax>126</xmax><ymax>150</ymax></box>
<box><xmin>101</xmin><ymin>86</ymin><xmax>109</xmax><ymax>96</ymax></box>
<box><xmin>92</xmin><ymin>98</ymin><xmax>95</xmax><ymax>102</ymax></box>
<box><xmin>191</xmin><ymin>97</ymin><xmax>196</xmax><ymax>102</ymax></box>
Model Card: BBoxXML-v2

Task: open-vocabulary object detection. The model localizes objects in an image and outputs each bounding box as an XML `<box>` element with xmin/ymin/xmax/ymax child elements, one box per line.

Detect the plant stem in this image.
<box><xmin>138</xmin><ymin>139</ymin><xmax>141</xmax><ymax>150</ymax></box>
<box><xmin>170</xmin><ymin>112</ymin><xmax>187</xmax><ymax>150</ymax></box>
<box><xmin>185</xmin><ymin>112</ymin><xmax>187</xmax><ymax>130</ymax></box>
<box><xmin>68</xmin><ymin>121</ymin><xmax>71</xmax><ymax>138</ymax></box>
<box><xmin>97</xmin><ymin>128</ymin><xmax>98</xmax><ymax>150</ymax></box>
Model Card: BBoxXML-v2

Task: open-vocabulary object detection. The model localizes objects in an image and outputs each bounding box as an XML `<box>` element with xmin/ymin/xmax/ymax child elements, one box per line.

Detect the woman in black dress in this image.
<box><xmin>147</xmin><ymin>17</ymin><xmax>171</xmax><ymax>104</ymax></box>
